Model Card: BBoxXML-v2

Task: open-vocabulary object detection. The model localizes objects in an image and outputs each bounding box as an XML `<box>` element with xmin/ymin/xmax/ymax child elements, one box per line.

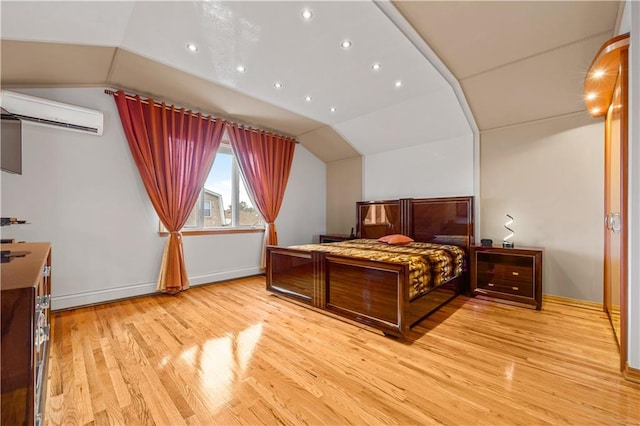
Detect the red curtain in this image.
<box><xmin>227</xmin><ymin>123</ymin><xmax>296</xmax><ymax>267</ymax></box>
<box><xmin>113</xmin><ymin>91</ymin><xmax>226</xmax><ymax>293</ymax></box>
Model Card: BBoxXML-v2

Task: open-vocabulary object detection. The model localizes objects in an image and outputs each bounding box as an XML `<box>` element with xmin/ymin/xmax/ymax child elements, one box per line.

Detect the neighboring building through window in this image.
<box><xmin>179</xmin><ymin>141</ymin><xmax>263</xmax><ymax>231</ymax></box>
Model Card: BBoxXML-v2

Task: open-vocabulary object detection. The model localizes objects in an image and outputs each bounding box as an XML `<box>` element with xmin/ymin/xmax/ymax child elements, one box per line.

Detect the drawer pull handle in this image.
<box><xmin>488</xmin><ymin>283</ymin><xmax>495</xmax><ymax>287</ymax></box>
<box><xmin>512</xmin><ymin>272</ymin><xmax>519</xmax><ymax>276</ymax></box>
<box><xmin>512</xmin><ymin>286</ymin><xmax>519</xmax><ymax>291</ymax></box>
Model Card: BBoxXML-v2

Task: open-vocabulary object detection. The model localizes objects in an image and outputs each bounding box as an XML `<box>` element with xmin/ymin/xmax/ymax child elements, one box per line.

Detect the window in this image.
<box><xmin>166</xmin><ymin>142</ymin><xmax>263</xmax><ymax>232</ymax></box>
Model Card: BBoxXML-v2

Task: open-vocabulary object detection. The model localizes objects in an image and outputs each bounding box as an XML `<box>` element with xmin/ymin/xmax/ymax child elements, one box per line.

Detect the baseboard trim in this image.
<box><xmin>187</xmin><ymin>267</ymin><xmax>262</xmax><ymax>286</ymax></box>
<box><xmin>52</xmin><ymin>267</ymin><xmax>262</xmax><ymax>311</ymax></box>
<box><xmin>624</xmin><ymin>362</ymin><xmax>640</xmax><ymax>384</ymax></box>
<box><xmin>542</xmin><ymin>294</ymin><xmax>602</xmax><ymax>311</ymax></box>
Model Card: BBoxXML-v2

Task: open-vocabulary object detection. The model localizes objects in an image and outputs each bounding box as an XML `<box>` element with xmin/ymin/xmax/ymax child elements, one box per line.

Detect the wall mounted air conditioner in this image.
<box><xmin>0</xmin><ymin>90</ymin><xmax>103</xmax><ymax>136</ymax></box>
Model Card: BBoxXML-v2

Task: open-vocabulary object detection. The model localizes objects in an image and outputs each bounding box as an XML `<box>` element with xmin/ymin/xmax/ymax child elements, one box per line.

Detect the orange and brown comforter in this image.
<box><xmin>288</xmin><ymin>239</ymin><xmax>466</xmax><ymax>299</ymax></box>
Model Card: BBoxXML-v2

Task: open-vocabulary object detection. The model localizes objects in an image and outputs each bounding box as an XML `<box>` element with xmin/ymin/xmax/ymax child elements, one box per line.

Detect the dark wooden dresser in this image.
<box><xmin>1</xmin><ymin>242</ymin><xmax>52</xmax><ymax>426</ymax></box>
<box><xmin>470</xmin><ymin>245</ymin><xmax>543</xmax><ymax>310</ymax></box>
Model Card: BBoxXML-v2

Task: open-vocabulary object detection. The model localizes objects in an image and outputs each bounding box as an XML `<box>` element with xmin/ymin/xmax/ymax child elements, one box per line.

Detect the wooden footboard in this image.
<box><xmin>325</xmin><ymin>254</ymin><xmax>409</xmax><ymax>337</ymax></box>
<box><xmin>266</xmin><ymin>246</ymin><xmax>464</xmax><ymax>338</ymax></box>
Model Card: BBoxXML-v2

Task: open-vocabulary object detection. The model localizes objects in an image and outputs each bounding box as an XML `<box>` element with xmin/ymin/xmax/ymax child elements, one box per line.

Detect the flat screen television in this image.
<box><xmin>1</xmin><ymin>109</ymin><xmax>22</xmax><ymax>175</ymax></box>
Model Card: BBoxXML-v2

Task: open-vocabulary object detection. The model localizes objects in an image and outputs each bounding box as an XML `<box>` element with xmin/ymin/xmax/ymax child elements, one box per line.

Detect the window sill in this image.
<box><xmin>159</xmin><ymin>228</ymin><xmax>265</xmax><ymax>237</ymax></box>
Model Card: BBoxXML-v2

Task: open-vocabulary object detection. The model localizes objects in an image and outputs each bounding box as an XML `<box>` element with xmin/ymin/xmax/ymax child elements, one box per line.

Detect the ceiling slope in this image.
<box><xmin>0</xmin><ymin>40</ymin><xmax>116</xmax><ymax>86</ymax></box>
<box><xmin>393</xmin><ymin>0</ymin><xmax>620</xmax><ymax>131</ymax></box>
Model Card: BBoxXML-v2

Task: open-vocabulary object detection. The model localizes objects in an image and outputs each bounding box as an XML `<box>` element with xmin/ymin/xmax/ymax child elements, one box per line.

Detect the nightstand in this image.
<box><xmin>319</xmin><ymin>234</ymin><xmax>354</xmax><ymax>243</ymax></box>
<box><xmin>470</xmin><ymin>246</ymin><xmax>543</xmax><ymax>310</ymax></box>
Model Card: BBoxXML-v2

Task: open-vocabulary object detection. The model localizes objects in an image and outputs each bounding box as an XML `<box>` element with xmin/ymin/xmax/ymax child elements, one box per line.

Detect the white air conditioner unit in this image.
<box><xmin>0</xmin><ymin>90</ymin><xmax>103</xmax><ymax>136</ymax></box>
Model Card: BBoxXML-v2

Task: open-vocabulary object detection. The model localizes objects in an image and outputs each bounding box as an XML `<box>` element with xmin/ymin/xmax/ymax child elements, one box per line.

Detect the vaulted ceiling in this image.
<box><xmin>0</xmin><ymin>1</ymin><xmax>621</xmax><ymax>162</ymax></box>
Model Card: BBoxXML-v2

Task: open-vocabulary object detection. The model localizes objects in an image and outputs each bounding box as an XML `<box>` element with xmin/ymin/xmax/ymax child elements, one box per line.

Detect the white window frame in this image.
<box><xmin>159</xmin><ymin>142</ymin><xmax>264</xmax><ymax>234</ymax></box>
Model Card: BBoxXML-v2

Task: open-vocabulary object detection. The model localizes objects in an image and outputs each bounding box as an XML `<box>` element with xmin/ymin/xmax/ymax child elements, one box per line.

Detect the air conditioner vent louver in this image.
<box><xmin>0</xmin><ymin>90</ymin><xmax>103</xmax><ymax>136</ymax></box>
<box><xmin>10</xmin><ymin>113</ymin><xmax>100</xmax><ymax>134</ymax></box>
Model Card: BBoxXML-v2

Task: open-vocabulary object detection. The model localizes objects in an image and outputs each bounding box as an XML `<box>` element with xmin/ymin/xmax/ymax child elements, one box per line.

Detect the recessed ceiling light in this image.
<box><xmin>395</xmin><ymin>80</ymin><xmax>403</xmax><ymax>88</ymax></box>
<box><xmin>305</xmin><ymin>95</ymin><xmax>312</xmax><ymax>102</ymax></box>
<box><xmin>586</xmin><ymin>92</ymin><xmax>596</xmax><ymax>101</ymax></box>
<box><xmin>236</xmin><ymin>65</ymin><xmax>246</xmax><ymax>72</ymax></box>
<box><xmin>592</xmin><ymin>69</ymin><xmax>605</xmax><ymax>79</ymax></box>
<box><xmin>341</xmin><ymin>40</ymin><xmax>352</xmax><ymax>49</ymax></box>
<box><xmin>186</xmin><ymin>43</ymin><xmax>198</xmax><ymax>52</ymax></box>
<box><xmin>301</xmin><ymin>8</ymin><xmax>313</xmax><ymax>20</ymax></box>
<box><xmin>330</xmin><ymin>107</ymin><xmax>336</xmax><ymax>112</ymax></box>
<box><xmin>371</xmin><ymin>63</ymin><xmax>382</xmax><ymax>71</ymax></box>
<box><xmin>274</xmin><ymin>82</ymin><xmax>283</xmax><ymax>89</ymax></box>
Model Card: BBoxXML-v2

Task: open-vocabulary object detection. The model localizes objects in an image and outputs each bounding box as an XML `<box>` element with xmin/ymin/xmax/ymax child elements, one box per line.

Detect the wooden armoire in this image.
<box><xmin>584</xmin><ymin>33</ymin><xmax>629</xmax><ymax>372</ymax></box>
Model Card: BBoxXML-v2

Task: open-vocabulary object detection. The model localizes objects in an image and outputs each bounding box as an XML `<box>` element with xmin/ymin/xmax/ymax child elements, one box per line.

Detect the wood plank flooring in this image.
<box><xmin>46</xmin><ymin>276</ymin><xmax>640</xmax><ymax>425</ymax></box>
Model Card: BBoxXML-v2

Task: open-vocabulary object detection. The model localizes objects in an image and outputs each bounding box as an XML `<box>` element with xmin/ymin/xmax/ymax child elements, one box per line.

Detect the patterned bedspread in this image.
<box><xmin>288</xmin><ymin>239</ymin><xmax>466</xmax><ymax>299</ymax></box>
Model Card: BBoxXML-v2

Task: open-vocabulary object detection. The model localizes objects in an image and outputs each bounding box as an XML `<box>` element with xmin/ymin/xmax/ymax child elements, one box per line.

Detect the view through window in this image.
<box><xmin>181</xmin><ymin>143</ymin><xmax>263</xmax><ymax>230</ymax></box>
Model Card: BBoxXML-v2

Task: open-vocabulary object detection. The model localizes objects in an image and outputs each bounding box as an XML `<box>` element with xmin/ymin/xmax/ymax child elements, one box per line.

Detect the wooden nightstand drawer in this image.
<box><xmin>476</xmin><ymin>253</ymin><xmax>534</xmax><ymax>290</ymax></box>
<box><xmin>471</xmin><ymin>246</ymin><xmax>543</xmax><ymax>310</ymax></box>
<box><xmin>477</xmin><ymin>270</ymin><xmax>533</xmax><ymax>290</ymax></box>
<box><xmin>477</xmin><ymin>279</ymin><xmax>533</xmax><ymax>297</ymax></box>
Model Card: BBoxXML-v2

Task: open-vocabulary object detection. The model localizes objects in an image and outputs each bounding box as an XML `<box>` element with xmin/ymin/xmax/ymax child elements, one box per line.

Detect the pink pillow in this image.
<box><xmin>378</xmin><ymin>234</ymin><xmax>414</xmax><ymax>245</ymax></box>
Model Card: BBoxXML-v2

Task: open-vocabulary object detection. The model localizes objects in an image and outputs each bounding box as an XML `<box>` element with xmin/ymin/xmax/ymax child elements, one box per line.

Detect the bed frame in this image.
<box><xmin>266</xmin><ymin>196</ymin><xmax>474</xmax><ymax>338</ymax></box>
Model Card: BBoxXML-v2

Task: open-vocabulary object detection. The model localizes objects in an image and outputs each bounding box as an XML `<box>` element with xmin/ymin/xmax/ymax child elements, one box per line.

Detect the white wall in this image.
<box><xmin>277</xmin><ymin>145</ymin><xmax>326</xmax><ymax>246</ymax></box>
<box><xmin>480</xmin><ymin>114</ymin><xmax>604</xmax><ymax>302</ymax></box>
<box><xmin>326</xmin><ymin>156</ymin><xmax>362</xmax><ymax>236</ymax></box>
<box><xmin>362</xmin><ymin>134</ymin><xmax>474</xmax><ymax>200</ymax></box>
<box><xmin>0</xmin><ymin>87</ymin><xmax>325</xmax><ymax>310</ymax></box>
<box><xmin>623</xmin><ymin>0</ymin><xmax>639</xmax><ymax>370</ymax></box>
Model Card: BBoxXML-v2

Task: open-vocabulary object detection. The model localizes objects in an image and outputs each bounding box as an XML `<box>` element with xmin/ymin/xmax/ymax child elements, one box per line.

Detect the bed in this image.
<box><xmin>266</xmin><ymin>196</ymin><xmax>474</xmax><ymax>338</ymax></box>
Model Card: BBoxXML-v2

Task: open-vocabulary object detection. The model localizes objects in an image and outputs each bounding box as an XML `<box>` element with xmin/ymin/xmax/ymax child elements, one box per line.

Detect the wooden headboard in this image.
<box><xmin>356</xmin><ymin>196</ymin><xmax>474</xmax><ymax>250</ymax></box>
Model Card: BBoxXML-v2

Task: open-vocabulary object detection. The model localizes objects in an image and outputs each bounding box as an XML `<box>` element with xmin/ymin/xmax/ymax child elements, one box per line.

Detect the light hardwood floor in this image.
<box><xmin>46</xmin><ymin>276</ymin><xmax>640</xmax><ymax>425</ymax></box>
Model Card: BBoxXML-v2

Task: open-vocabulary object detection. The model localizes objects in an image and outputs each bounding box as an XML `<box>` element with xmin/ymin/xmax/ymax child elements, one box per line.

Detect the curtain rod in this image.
<box><xmin>104</xmin><ymin>89</ymin><xmax>299</xmax><ymax>143</ymax></box>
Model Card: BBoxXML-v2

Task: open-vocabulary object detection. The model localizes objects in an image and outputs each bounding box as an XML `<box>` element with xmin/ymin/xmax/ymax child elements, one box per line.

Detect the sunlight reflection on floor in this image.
<box><xmin>194</xmin><ymin>323</ymin><xmax>264</xmax><ymax>412</ymax></box>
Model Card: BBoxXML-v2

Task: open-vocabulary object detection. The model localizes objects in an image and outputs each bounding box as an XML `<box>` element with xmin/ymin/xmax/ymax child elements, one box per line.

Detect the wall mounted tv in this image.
<box><xmin>1</xmin><ymin>109</ymin><xmax>22</xmax><ymax>175</ymax></box>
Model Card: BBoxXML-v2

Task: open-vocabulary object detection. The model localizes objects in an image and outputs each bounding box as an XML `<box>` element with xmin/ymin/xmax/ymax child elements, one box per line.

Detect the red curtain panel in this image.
<box><xmin>227</xmin><ymin>123</ymin><xmax>296</xmax><ymax>267</ymax></box>
<box><xmin>114</xmin><ymin>91</ymin><xmax>226</xmax><ymax>293</ymax></box>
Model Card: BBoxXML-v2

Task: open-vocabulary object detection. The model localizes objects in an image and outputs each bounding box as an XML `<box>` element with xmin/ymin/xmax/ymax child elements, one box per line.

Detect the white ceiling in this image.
<box><xmin>0</xmin><ymin>1</ymin><xmax>621</xmax><ymax>160</ymax></box>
